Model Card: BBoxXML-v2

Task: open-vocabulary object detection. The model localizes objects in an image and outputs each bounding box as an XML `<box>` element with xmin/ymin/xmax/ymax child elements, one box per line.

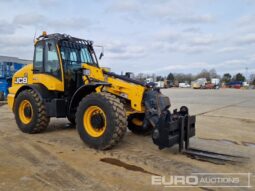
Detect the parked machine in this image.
<box><xmin>145</xmin><ymin>77</ymin><xmax>156</xmax><ymax>87</ymax></box>
<box><xmin>163</xmin><ymin>79</ymin><xmax>173</xmax><ymax>88</ymax></box>
<box><xmin>211</xmin><ymin>78</ymin><xmax>220</xmax><ymax>89</ymax></box>
<box><xmin>7</xmin><ymin>32</ymin><xmax>196</xmax><ymax>150</ymax></box>
<box><xmin>179</xmin><ymin>82</ymin><xmax>191</xmax><ymax>88</ymax></box>
<box><xmin>204</xmin><ymin>83</ymin><xmax>215</xmax><ymax>89</ymax></box>
<box><xmin>192</xmin><ymin>78</ymin><xmax>207</xmax><ymax>89</ymax></box>
<box><xmin>0</xmin><ymin>62</ymin><xmax>26</xmax><ymax>101</ymax></box>
<box><xmin>7</xmin><ymin>33</ymin><xmax>243</xmax><ymax>163</ymax></box>
<box><xmin>155</xmin><ymin>81</ymin><xmax>165</xmax><ymax>88</ymax></box>
<box><xmin>225</xmin><ymin>81</ymin><xmax>243</xmax><ymax>89</ymax></box>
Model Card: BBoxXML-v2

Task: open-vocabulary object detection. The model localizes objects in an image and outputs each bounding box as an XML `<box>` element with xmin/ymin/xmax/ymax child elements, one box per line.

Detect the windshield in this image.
<box><xmin>59</xmin><ymin>41</ymin><xmax>98</xmax><ymax>69</ymax></box>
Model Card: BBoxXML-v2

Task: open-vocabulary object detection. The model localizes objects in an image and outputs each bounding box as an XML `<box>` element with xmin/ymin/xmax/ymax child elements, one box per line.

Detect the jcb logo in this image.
<box><xmin>15</xmin><ymin>77</ymin><xmax>28</xmax><ymax>84</ymax></box>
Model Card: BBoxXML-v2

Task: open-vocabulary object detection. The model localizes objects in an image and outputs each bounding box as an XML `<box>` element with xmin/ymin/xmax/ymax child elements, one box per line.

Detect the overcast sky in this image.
<box><xmin>0</xmin><ymin>0</ymin><xmax>255</xmax><ymax>76</ymax></box>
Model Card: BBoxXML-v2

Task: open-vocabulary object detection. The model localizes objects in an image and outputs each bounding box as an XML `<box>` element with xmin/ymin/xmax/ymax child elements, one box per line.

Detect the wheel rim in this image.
<box><xmin>83</xmin><ymin>106</ymin><xmax>106</xmax><ymax>137</ymax></box>
<box><xmin>131</xmin><ymin>118</ymin><xmax>143</xmax><ymax>126</ymax></box>
<box><xmin>19</xmin><ymin>100</ymin><xmax>33</xmax><ymax>124</ymax></box>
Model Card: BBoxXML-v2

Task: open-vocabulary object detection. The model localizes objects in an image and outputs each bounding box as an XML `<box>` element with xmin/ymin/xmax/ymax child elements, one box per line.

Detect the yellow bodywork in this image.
<box><xmin>32</xmin><ymin>74</ymin><xmax>64</xmax><ymax>91</ymax></box>
<box><xmin>8</xmin><ymin>62</ymin><xmax>146</xmax><ymax>114</ymax></box>
<box><xmin>83</xmin><ymin>64</ymin><xmax>145</xmax><ymax>112</ymax></box>
<box><xmin>8</xmin><ymin>64</ymin><xmax>33</xmax><ymax>110</ymax></box>
<box><xmin>8</xmin><ymin>63</ymin><xmax>65</xmax><ymax>110</ymax></box>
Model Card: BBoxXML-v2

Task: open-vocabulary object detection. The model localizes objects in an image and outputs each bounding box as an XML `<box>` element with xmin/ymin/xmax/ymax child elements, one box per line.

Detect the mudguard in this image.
<box><xmin>15</xmin><ymin>84</ymin><xmax>52</xmax><ymax>100</ymax></box>
<box><xmin>68</xmin><ymin>82</ymin><xmax>111</xmax><ymax>117</ymax></box>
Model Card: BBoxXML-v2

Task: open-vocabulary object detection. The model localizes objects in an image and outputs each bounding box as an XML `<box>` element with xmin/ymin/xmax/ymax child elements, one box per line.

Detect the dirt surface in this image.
<box><xmin>0</xmin><ymin>101</ymin><xmax>7</xmax><ymax>107</ymax></box>
<box><xmin>0</xmin><ymin>89</ymin><xmax>254</xmax><ymax>191</ymax></box>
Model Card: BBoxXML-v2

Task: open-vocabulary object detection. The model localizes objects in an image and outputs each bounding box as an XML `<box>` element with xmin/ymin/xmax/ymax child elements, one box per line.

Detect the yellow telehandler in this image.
<box><xmin>8</xmin><ymin>32</ymin><xmax>196</xmax><ymax>151</ymax></box>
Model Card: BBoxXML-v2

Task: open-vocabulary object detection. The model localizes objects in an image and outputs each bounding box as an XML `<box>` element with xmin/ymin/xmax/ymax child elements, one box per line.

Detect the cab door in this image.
<box><xmin>33</xmin><ymin>40</ymin><xmax>64</xmax><ymax>91</ymax></box>
<box><xmin>59</xmin><ymin>41</ymin><xmax>84</xmax><ymax>97</ymax></box>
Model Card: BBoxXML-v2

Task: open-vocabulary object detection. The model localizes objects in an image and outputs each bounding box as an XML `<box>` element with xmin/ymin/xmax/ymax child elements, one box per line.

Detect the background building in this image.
<box><xmin>0</xmin><ymin>56</ymin><xmax>31</xmax><ymax>100</ymax></box>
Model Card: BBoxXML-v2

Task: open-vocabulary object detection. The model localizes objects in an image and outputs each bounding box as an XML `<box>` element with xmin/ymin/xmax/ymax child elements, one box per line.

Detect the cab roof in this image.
<box><xmin>36</xmin><ymin>33</ymin><xmax>93</xmax><ymax>46</ymax></box>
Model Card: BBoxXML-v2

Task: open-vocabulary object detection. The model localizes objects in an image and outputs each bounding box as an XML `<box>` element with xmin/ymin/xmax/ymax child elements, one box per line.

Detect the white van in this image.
<box><xmin>179</xmin><ymin>83</ymin><xmax>191</xmax><ymax>88</ymax></box>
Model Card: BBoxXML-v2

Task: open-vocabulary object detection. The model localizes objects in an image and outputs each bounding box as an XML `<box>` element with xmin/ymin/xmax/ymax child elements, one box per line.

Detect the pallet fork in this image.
<box><xmin>152</xmin><ymin>107</ymin><xmax>247</xmax><ymax>164</ymax></box>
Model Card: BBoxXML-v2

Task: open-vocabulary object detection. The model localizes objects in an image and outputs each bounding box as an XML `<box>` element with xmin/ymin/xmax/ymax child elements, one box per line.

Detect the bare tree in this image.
<box><xmin>209</xmin><ymin>69</ymin><xmax>220</xmax><ymax>78</ymax></box>
<box><xmin>174</xmin><ymin>73</ymin><xmax>194</xmax><ymax>83</ymax></box>
<box><xmin>196</xmin><ymin>69</ymin><xmax>210</xmax><ymax>81</ymax></box>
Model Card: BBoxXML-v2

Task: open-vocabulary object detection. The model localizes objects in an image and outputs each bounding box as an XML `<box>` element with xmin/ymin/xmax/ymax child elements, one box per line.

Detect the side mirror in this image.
<box><xmin>99</xmin><ymin>52</ymin><xmax>104</xmax><ymax>60</ymax></box>
<box><xmin>94</xmin><ymin>45</ymin><xmax>104</xmax><ymax>60</ymax></box>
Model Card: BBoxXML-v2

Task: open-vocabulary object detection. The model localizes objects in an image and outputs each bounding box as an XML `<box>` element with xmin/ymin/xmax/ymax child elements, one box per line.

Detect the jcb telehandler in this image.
<box><xmin>8</xmin><ymin>32</ymin><xmax>197</xmax><ymax>151</ymax></box>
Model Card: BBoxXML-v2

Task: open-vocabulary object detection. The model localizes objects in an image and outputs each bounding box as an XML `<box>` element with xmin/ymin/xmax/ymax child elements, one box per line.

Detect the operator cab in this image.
<box><xmin>33</xmin><ymin>32</ymin><xmax>98</xmax><ymax>95</ymax></box>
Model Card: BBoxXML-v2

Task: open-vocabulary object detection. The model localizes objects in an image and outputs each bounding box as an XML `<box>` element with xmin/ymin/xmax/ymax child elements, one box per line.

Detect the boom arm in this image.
<box><xmin>82</xmin><ymin>63</ymin><xmax>146</xmax><ymax>112</ymax></box>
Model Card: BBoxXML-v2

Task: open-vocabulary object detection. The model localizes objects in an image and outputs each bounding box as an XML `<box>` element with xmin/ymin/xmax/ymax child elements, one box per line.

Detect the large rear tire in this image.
<box><xmin>76</xmin><ymin>92</ymin><xmax>127</xmax><ymax>150</ymax></box>
<box><xmin>128</xmin><ymin>113</ymin><xmax>153</xmax><ymax>135</ymax></box>
<box><xmin>14</xmin><ymin>89</ymin><xmax>50</xmax><ymax>133</ymax></box>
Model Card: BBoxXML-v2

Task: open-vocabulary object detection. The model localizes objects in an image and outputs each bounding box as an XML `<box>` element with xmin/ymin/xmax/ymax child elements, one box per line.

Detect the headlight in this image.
<box><xmin>83</xmin><ymin>69</ymin><xmax>90</xmax><ymax>76</ymax></box>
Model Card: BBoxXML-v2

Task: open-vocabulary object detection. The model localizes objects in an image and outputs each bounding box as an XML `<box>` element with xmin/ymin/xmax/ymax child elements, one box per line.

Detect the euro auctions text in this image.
<box><xmin>151</xmin><ymin>173</ymin><xmax>252</xmax><ymax>188</ymax></box>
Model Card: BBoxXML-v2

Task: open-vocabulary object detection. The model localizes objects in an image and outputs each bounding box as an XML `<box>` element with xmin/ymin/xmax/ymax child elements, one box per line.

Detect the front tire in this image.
<box><xmin>76</xmin><ymin>92</ymin><xmax>127</xmax><ymax>150</ymax></box>
<box><xmin>128</xmin><ymin>113</ymin><xmax>153</xmax><ymax>135</ymax></box>
<box><xmin>14</xmin><ymin>89</ymin><xmax>50</xmax><ymax>133</ymax></box>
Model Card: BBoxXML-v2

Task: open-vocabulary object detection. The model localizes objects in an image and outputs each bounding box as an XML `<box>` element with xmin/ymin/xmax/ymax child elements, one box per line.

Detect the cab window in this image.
<box><xmin>34</xmin><ymin>42</ymin><xmax>44</xmax><ymax>72</ymax></box>
<box><xmin>61</xmin><ymin>47</ymin><xmax>81</xmax><ymax>70</ymax></box>
<box><xmin>60</xmin><ymin>41</ymin><xmax>97</xmax><ymax>69</ymax></box>
<box><xmin>81</xmin><ymin>47</ymin><xmax>93</xmax><ymax>64</ymax></box>
<box><xmin>45</xmin><ymin>41</ymin><xmax>61</xmax><ymax>79</ymax></box>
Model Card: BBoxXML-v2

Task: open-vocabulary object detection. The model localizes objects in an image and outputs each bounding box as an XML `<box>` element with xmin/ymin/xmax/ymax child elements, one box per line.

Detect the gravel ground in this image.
<box><xmin>0</xmin><ymin>88</ymin><xmax>254</xmax><ymax>191</ymax></box>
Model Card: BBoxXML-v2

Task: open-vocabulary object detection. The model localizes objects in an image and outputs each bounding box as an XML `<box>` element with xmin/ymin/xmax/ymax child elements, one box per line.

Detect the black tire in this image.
<box><xmin>128</xmin><ymin>113</ymin><xmax>153</xmax><ymax>135</ymax></box>
<box><xmin>76</xmin><ymin>92</ymin><xmax>127</xmax><ymax>150</ymax></box>
<box><xmin>0</xmin><ymin>91</ymin><xmax>4</xmax><ymax>101</ymax></box>
<box><xmin>14</xmin><ymin>89</ymin><xmax>50</xmax><ymax>133</ymax></box>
